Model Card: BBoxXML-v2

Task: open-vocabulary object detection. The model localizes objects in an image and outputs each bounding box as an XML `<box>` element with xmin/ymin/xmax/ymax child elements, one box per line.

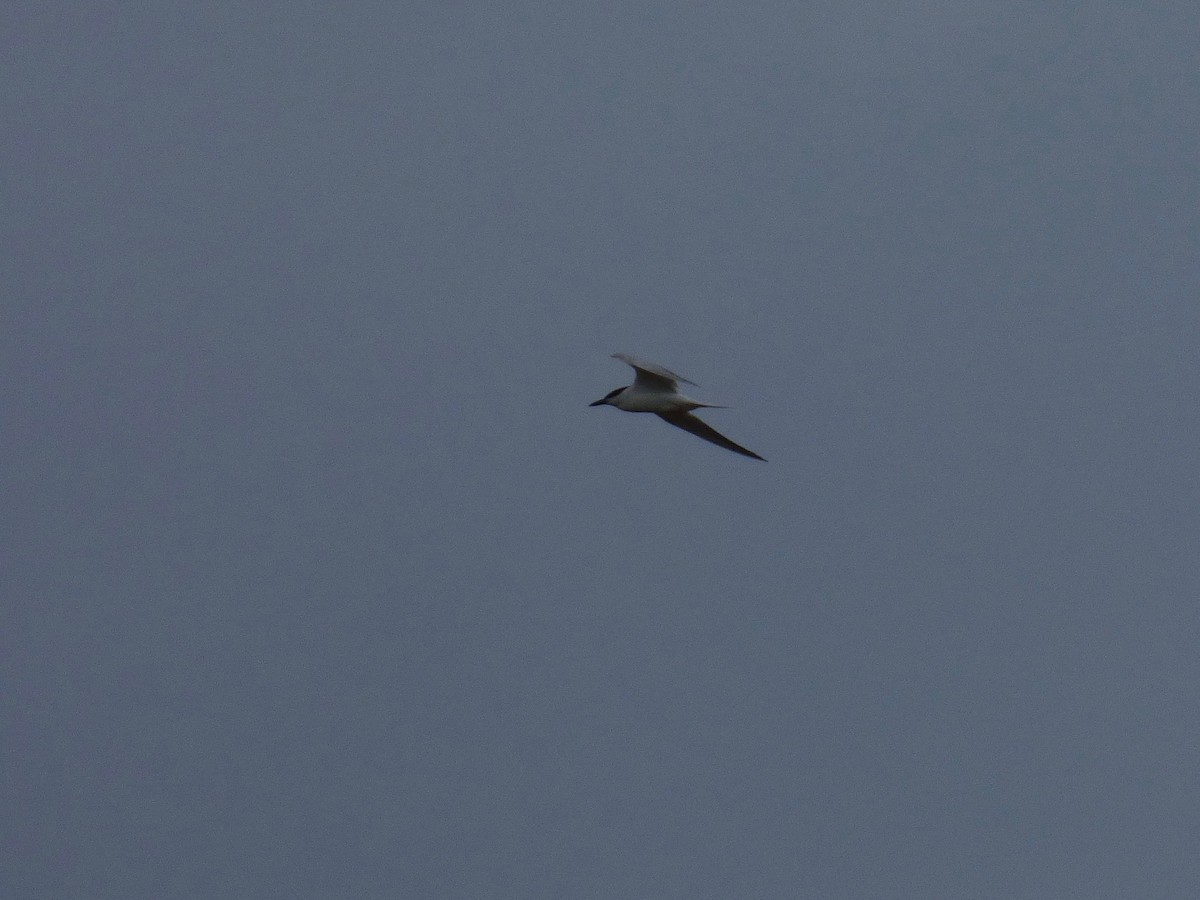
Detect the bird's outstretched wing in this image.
<box><xmin>656</xmin><ymin>412</ymin><xmax>766</xmax><ymax>461</ymax></box>
<box><xmin>612</xmin><ymin>353</ymin><xmax>697</xmax><ymax>391</ymax></box>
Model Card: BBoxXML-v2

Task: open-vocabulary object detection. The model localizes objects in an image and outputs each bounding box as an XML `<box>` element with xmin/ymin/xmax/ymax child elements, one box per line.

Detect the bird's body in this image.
<box><xmin>590</xmin><ymin>353</ymin><xmax>765</xmax><ymax>461</ymax></box>
<box><xmin>603</xmin><ymin>381</ymin><xmax>709</xmax><ymax>414</ymax></box>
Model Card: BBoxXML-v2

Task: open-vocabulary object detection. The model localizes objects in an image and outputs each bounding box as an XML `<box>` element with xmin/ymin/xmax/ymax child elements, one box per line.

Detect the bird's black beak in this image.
<box><xmin>588</xmin><ymin>398</ymin><xmax>606</xmax><ymax>407</ymax></box>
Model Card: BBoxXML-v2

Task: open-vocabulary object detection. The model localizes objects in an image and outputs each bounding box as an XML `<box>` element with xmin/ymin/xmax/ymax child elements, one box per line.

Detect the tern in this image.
<box><xmin>589</xmin><ymin>353</ymin><xmax>766</xmax><ymax>461</ymax></box>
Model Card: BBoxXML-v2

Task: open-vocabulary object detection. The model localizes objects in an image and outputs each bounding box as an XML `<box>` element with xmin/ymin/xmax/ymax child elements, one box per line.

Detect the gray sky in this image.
<box><xmin>4</xmin><ymin>4</ymin><xmax>1199</xmax><ymax>898</ymax></box>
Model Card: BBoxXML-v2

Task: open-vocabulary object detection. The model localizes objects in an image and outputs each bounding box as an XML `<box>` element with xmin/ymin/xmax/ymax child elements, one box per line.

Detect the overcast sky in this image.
<box><xmin>4</xmin><ymin>4</ymin><xmax>1199</xmax><ymax>898</ymax></box>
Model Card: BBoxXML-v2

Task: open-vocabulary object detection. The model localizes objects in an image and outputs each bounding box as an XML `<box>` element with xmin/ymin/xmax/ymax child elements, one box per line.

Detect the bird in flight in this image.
<box><xmin>589</xmin><ymin>353</ymin><xmax>766</xmax><ymax>461</ymax></box>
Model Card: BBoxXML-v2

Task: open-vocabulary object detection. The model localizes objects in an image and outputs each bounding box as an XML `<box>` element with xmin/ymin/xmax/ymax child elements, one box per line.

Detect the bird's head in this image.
<box><xmin>589</xmin><ymin>387</ymin><xmax>624</xmax><ymax>407</ymax></box>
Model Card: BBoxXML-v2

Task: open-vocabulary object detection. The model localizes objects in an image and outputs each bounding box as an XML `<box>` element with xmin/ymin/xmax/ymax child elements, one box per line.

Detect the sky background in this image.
<box><xmin>4</xmin><ymin>3</ymin><xmax>1199</xmax><ymax>897</ymax></box>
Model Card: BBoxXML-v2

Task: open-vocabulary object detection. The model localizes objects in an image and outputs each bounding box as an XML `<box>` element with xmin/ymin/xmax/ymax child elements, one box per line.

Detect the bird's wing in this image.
<box><xmin>612</xmin><ymin>353</ymin><xmax>697</xmax><ymax>390</ymax></box>
<box><xmin>656</xmin><ymin>412</ymin><xmax>766</xmax><ymax>461</ymax></box>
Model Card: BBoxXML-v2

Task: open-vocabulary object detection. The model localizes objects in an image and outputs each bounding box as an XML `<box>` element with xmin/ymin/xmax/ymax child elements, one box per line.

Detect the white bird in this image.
<box><xmin>589</xmin><ymin>353</ymin><xmax>766</xmax><ymax>461</ymax></box>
